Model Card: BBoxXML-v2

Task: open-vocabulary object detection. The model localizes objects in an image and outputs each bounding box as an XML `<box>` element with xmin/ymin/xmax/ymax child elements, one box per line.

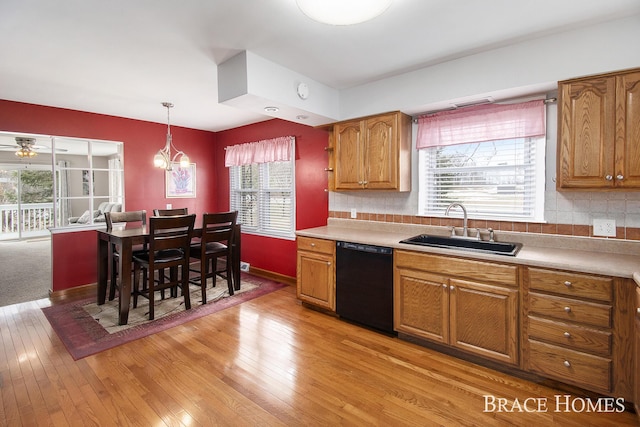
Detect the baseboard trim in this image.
<box><xmin>248</xmin><ymin>267</ymin><xmax>296</xmax><ymax>287</ymax></box>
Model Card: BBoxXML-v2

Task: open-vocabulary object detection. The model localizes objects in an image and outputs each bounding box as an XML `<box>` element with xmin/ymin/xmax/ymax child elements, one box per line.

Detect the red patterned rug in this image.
<box><xmin>42</xmin><ymin>274</ymin><xmax>287</xmax><ymax>360</ymax></box>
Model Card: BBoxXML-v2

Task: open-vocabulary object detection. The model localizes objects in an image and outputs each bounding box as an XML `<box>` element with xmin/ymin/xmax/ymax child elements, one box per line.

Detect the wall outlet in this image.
<box><xmin>593</xmin><ymin>219</ymin><xmax>616</xmax><ymax>237</ymax></box>
<box><xmin>166</xmin><ymin>203</ymin><xmax>172</xmax><ymax>209</ymax></box>
<box><xmin>240</xmin><ymin>262</ymin><xmax>250</xmax><ymax>272</ymax></box>
<box><xmin>350</xmin><ymin>208</ymin><xmax>357</xmax><ymax>219</ymax></box>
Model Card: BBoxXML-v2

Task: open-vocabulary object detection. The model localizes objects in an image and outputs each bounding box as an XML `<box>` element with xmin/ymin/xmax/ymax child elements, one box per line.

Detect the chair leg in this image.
<box><xmin>182</xmin><ymin>262</ymin><xmax>191</xmax><ymax>310</ymax></box>
<box><xmin>200</xmin><ymin>255</ymin><xmax>208</xmax><ymax>304</ymax></box>
<box><xmin>148</xmin><ymin>267</ymin><xmax>155</xmax><ymax>320</ymax></box>
<box><xmin>109</xmin><ymin>246</ymin><xmax>118</xmax><ymax>301</ymax></box>
<box><xmin>226</xmin><ymin>257</ymin><xmax>234</xmax><ymax>296</ymax></box>
<box><xmin>132</xmin><ymin>263</ymin><xmax>140</xmax><ymax>308</ymax></box>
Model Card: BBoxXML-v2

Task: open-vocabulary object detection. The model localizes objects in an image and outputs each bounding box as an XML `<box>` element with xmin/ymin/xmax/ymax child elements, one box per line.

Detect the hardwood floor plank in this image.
<box><xmin>0</xmin><ymin>283</ymin><xmax>637</xmax><ymax>426</ymax></box>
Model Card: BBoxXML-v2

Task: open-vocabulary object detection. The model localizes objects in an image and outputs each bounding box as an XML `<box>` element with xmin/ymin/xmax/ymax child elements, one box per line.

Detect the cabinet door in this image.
<box><xmin>449</xmin><ymin>279</ymin><xmax>519</xmax><ymax>365</ymax></box>
<box><xmin>616</xmin><ymin>70</ymin><xmax>640</xmax><ymax>188</ymax></box>
<box><xmin>297</xmin><ymin>251</ymin><xmax>335</xmax><ymax>311</ymax></box>
<box><xmin>394</xmin><ymin>269</ymin><xmax>449</xmax><ymax>344</ymax></box>
<box><xmin>334</xmin><ymin>120</ymin><xmax>364</xmax><ymax>190</ymax></box>
<box><xmin>364</xmin><ymin>113</ymin><xmax>397</xmax><ymax>189</ymax></box>
<box><xmin>557</xmin><ymin>76</ymin><xmax>616</xmax><ymax>188</ymax></box>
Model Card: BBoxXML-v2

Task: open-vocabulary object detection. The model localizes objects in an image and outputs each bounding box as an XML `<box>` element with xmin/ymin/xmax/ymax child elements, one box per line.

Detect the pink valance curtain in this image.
<box><xmin>416</xmin><ymin>100</ymin><xmax>545</xmax><ymax>149</ymax></box>
<box><xmin>224</xmin><ymin>136</ymin><xmax>293</xmax><ymax>167</ymax></box>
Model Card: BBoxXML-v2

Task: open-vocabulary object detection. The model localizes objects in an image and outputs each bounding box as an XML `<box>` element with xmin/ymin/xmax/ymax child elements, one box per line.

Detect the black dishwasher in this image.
<box><xmin>336</xmin><ymin>241</ymin><xmax>395</xmax><ymax>334</ymax></box>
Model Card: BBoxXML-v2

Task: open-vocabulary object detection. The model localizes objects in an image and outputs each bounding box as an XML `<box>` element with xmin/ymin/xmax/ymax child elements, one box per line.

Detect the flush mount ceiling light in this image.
<box><xmin>296</xmin><ymin>0</ymin><xmax>393</xmax><ymax>25</ymax></box>
<box><xmin>153</xmin><ymin>102</ymin><xmax>190</xmax><ymax>171</ymax></box>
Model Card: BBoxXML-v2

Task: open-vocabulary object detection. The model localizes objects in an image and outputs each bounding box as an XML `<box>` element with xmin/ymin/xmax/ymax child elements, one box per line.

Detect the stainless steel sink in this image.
<box><xmin>399</xmin><ymin>234</ymin><xmax>522</xmax><ymax>256</ymax></box>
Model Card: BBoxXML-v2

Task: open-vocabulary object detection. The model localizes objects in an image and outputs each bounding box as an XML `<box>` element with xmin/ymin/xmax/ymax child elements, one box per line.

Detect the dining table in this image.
<box><xmin>97</xmin><ymin>223</ymin><xmax>241</xmax><ymax>325</ymax></box>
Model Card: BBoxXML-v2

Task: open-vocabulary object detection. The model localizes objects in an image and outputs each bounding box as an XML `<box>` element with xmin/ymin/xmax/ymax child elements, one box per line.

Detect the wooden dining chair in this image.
<box><xmin>132</xmin><ymin>214</ymin><xmax>196</xmax><ymax>320</ymax></box>
<box><xmin>153</xmin><ymin>208</ymin><xmax>188</xmax><ymax>216</ymax></box>
<box><xmin>104</xmin><ymin>210</ymin><xmax>147</xmax><ymax>301</ymax></box>
<box><xmin>189</xmin><ymin>211</ymin><xmax>237</xmax><ymax>303</ymax></box>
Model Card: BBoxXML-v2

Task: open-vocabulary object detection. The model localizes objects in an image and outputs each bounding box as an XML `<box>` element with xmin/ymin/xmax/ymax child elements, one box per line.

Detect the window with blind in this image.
<box><xmin>417</xmin><ymin>100</ymin><xmax>546</xmax><ymax>221</ymax></box>
<box><xmin>228</xmin><ymin>139</ymin><xmax>295</xmax><ymax>239</ymax></box>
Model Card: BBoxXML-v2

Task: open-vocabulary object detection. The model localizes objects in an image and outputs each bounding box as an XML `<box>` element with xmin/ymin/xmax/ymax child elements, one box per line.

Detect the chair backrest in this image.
<box><xmin>105</xmin><ymin>210</ymin><xmax>147</xmax><ymax>232</ymax></box>
<box><xmin>153</xmin><ymin>208</ymin><xmax>188</xmax><ymax>216</ymax></box>
<box><xmin>148</xmin><ymin>214</ymin><xmax>196</xmax><ymax>256</ymax></box>
<box><xmin>201</xmin><ymin>211</ymin><xmax>238</xmax><ymax>246</ymax></box>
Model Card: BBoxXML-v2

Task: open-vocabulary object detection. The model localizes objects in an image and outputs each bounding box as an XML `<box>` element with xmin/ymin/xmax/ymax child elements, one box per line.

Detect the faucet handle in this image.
<box><xmin>449</xmin><ymin>226</ymin><xmax>456</xmax><ymax>237</ymax></box>
<box><xmin>488</xmin><ymin>228</ymin><xmax>495</xmax><ymax>242</ymax></box>
<box><xmin>476</xmin><ymin>228</ymin><xmax>482</xmax><ymax>241</ymax></box>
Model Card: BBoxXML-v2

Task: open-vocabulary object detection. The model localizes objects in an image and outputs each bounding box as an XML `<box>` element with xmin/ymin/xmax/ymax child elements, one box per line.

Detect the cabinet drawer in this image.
<box><xmin>528</xmin><ymin>340</ymin><xmax>611</xmax><ymax>392</ymax></box>
<box><xmin>395</xmin><ymin>250</ymin><xmax>517</xmax><ymax>286</ymax></box>
<box><xmin>297</xmin><ymin>237</ymin><xmax>335</xmax><ymax>255</ymax></box>
<box><xmin>529</xmin><ymin>292</ymin><xmax>612</xmax><ymax>328</ymax></box>
<box><xmin>528</xmin><ymin>268</ymin><xmax>612</xmax><ymax>302</ymax></box>
<box><xmin>528</xmin><ymin>316</ymin><xmax>612</xmax><ymax>356</ymax></box>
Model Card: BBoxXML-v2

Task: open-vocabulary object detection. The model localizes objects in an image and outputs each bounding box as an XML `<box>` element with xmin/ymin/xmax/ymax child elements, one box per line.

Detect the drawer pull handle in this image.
<box><xmin>564</xmin><ymin>306</ymin><xmax>571</xmax><ymax>313</ymax></box>
<box><xmin>564</xmin><ymin>281</ymin><xmax>572</xmax><ymax>287</ymax></box>
<box><xmin>563</xmin><ymin>360</ymin><xmax>571</xmax><ymax>368</ymax></box>
<box><xmin>563</xmin><ymin>332</ymin><xmax>571</xmax><ymax>338</ymax></box>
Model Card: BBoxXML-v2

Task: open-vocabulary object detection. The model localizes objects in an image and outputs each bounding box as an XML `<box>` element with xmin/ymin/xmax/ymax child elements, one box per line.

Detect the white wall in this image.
<box><xmin>329</xmin><ymin>14</ymin><xmax>640</xmax><ymax>231</ymax></box>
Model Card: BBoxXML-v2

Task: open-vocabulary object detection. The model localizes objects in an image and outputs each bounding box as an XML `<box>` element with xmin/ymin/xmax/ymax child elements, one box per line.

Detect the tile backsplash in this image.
<box><xmin>329</xmin><ymin>189</ymin><xmax>640</xmax><ymax>241</ymax></box>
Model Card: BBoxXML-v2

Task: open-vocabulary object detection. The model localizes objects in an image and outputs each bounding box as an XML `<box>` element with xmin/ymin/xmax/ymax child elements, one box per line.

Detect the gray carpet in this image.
<box><xmin>0</xmin><ymin>238</ymin><xmax>51</xmax><ymax>307</ymax></box>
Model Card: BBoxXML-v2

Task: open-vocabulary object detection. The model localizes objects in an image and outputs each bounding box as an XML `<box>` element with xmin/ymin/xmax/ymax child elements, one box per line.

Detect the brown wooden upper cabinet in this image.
<box><xmin>557</xmin><ymin>68</ymin><xmax>640</xmax><ymax>189</ymax></box>
<box><xmin>331</xmin><ymin>111</ymin><xmax>411</xmax><ymax>191</ymax></box>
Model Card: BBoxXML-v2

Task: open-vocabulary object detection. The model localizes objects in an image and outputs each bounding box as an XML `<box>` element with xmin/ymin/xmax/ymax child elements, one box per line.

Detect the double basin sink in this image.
<box><xmin>400</xmin><ymin>234</ymin><xmax>522</xmax><ymax>256</ymax></box>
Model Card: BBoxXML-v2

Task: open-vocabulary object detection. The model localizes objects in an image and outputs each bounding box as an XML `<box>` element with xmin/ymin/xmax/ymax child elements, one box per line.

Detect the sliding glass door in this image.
<box><xmin>0</xmin><ymin>165</ymin><xmax>54</xmax><ymax>240</ymax></box>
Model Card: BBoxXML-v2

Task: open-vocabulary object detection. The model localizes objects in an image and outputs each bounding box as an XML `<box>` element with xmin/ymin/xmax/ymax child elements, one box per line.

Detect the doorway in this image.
<box><xmin>0</xmin><ymin>165</ymin><xmax>54</xmax><ymax>241</ymax></box>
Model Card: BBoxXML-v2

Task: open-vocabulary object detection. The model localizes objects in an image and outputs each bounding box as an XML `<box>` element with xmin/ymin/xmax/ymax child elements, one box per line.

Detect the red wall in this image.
<box><xmin>0</xmin><ymin>100</ymin><xmax>218</xmax><ymax>290</ymax></box>
<box><xmin>215</xmin><ymin>120</ymin><xmax>330</xmax><ymax>278</ymax></box>
<box><xmin>0</xmin><ymin>100</ymin><xmax>329</xmax><ymax>289</ymax></box>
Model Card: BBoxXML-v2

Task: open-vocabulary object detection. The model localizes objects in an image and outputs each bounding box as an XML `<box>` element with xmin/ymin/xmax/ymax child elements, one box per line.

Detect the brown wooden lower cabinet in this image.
<box><xmin>296</xmin><ymin>237</ymin><xmax>335</xmax><ymax>311</ymax></box>
<box><xmin>523</xmin><ymin>267</ymin><xmax>634</xmax><ymax>403</ymax></box>
<box><xmin>394</xmin><ymin>250</ymin><xmax>519</xmax><ymax>365</ymax></box>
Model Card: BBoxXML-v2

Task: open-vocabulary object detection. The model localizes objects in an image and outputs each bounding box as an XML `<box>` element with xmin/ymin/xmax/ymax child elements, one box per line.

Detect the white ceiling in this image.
<box><xmin>0</xmin><ymin>0</ymin><xmax>638</xmax><ymax>132</ymax></box>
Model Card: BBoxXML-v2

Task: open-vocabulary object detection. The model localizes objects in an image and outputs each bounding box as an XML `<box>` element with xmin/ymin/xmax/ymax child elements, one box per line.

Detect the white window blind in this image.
<box><xmin>419</xmin><ymin>137</ymin><xmax>545</xmax><ymax>221</ymax></box>
<box><xmin>229</xmin><ymin>138</ymin><xmax>295</xmax><ymax>239</ymax></box>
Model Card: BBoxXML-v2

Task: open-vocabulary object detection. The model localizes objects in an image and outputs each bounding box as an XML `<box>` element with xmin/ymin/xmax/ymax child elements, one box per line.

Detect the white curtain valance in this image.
<box><xmin>416</xmin><ymin>100</ymin><xmax>545</xmax><ymax>149</ymax></box>
<box><xmin>224</xmin><ymin>136</ymin><xmax>293</xmax><ymax>167</ymax></box>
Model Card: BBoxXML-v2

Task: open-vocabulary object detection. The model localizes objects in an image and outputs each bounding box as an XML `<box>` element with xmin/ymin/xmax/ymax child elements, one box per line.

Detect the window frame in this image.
<box><xmin>228</xmin><ymin>142</ymin><xmax>296</xmax><ymax>240</ymax></box>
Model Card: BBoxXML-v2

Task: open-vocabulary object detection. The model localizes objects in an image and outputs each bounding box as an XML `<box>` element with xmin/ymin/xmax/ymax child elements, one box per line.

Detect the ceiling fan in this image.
<box><xmin>0</xmin><ymin>137</ymin><xmax>67</xmax><ymax>158</ymax></box>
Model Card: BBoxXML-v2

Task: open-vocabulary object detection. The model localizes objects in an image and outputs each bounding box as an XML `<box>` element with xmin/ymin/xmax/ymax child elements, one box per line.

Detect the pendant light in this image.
<box><xmin>153</xmin><ymin>102</ymin><xmax>190</xmax><ymax>171</ymax></box>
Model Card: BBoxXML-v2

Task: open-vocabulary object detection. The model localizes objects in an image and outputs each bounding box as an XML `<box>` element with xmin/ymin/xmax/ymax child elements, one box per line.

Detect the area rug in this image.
<box><xmin>42</xmin><ymin>273</ymin><xmax>287</xmax><ymax>360</ymax></box>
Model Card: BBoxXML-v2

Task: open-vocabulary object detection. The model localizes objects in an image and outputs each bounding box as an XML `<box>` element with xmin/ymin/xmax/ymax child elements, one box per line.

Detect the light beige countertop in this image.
<box><xmin>297</xmin><ymin>219</ymin><xmax>640</xmax><ymax>280</ymax></box>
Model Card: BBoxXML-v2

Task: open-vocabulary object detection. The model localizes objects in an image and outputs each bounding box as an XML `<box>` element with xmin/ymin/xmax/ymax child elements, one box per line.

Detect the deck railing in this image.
<box><xmin>0</xmin><ymin>203</ymin><xmax>55</xmax><ymax>234</ymax></box>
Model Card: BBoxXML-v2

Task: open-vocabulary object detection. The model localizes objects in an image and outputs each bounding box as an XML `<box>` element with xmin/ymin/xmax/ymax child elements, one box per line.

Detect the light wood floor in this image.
<box><xmin>1</xmin><ymin>284</ymin><xmax>637</xmax><ymax>426</ymax></box>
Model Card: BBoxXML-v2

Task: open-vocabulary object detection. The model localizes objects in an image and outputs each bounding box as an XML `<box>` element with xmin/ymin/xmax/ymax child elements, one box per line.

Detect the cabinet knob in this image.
<box><xmin>563</xmin><ymin>360</ymin><xmax>571</xmax><ymax>368</ymax></box>
<box><xmin>324</xmin><ymin>167</ymin><xmax>333</xmax><ymax>172</ymax></box>
<box><xmin>616</xmin><ymin>174</ymin><xmax>624</xmax><ymax>180</ymax></box>
<box><xmin>563</xmin><ymin>332</ymin><xmax>571</xmax><ymax>338</ymax></box>
<box><xmin>564</xmin><ymin>306</ymin><xmax>571</xmax><ymax>313</ymax></box>
<box><xmin>605</xmin><ymin>175</ymin><xmax>613</xmax><ymax>181</ymax></box>
<box><xmin>563</xmin><ymin>281</ymin><xmax>572</xmax><ymax>287</ymax></box>
<box><xmin>327</xmin><ymin>261</ymin><xmax>331</xmax><ymax>266</ymax></box>
<box><xmin>442</xmin><ymin>284</ymin><xmax>447</xmax><ymax>289</ymax></box>
<box><xmin>310</xmin><ymin>243</ymin><xmax>315</xmax><ymax>247</ymax></box>
<box><xmin>450</xmin><ymin>285</ymin><xmax>455</xmax><ymax>291</ymax></box>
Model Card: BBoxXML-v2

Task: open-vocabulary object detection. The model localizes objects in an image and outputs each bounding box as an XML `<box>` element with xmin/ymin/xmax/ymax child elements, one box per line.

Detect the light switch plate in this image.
<box><xmin>593</xmin><ymin>219</ymin><xmax>616</xmax><ymax>237</ymax></box>
<box><xmin>350</xmin><ymin>208</ymin><xmax>357</xmax><ymax>219</ymax></box>
<box><xmin>166</xmin><ymin>203</ymin><xmax>172</xmax><ymax>209</ymax></box>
